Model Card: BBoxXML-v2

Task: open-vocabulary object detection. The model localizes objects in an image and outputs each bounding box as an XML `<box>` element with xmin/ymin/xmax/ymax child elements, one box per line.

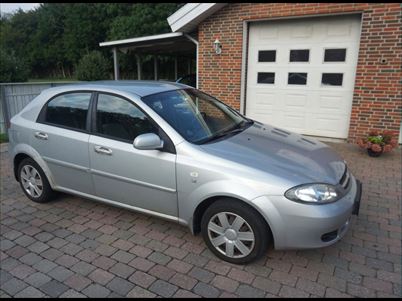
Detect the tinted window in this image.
<box><xmin>288</xmin><ymin>73</ymin><xmax>308</xmax><ymax>85</ymax></box>
<box><xmin>257</xmin><ymin>72</ymin><xmax>275</xmax><ymax>84</ymax></box>
<box><xmin>322</xmin><ymin>73</ymin><xmax>343</xmax><ymax>86</ymax></box>
<box><xmin>258</xmin><ymin>50</ymin><xmax>276</xmax><ymax>62</ymax></box>
<box><xmin>290</xmin><ymin>49</ymin><xmax>309</xmax><ymax>62</ymax></box>
<box><xmin>96</xmin><ymin>94</ymin><xmax>157</xmax><ymax>142</ymax></box>
<box><xmin>45</xmin><ymin>93</ymin><xmax>91</xmax><ymax>130</ymax></box>
<box><xmin>324</xmin><ymin>49</ymin><xmax>346</xmax><ymax>62</ymax></box>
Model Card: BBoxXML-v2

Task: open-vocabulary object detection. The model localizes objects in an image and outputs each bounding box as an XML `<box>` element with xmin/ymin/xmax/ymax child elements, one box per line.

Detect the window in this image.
<box><xmin>289</xmin><ymin>49</ymin><xmax>309</xmax><ymax>62</ymax></box>
<box><xmin>95</xmin><ymin>94</ymin><xmax>157</xmax><ymax>142</ymax></box>
<box><xmin>142</xmin><ymin>89</ymin><xmax>249</xmax><ymax>144</ymax></box>
<box><xmin>44</xmin><ymin>93</ymin><xmax>91</xmax><ymax>131</ymax></box>
<box><xmin>288</xmin><ymin>73</ymin><xmax>308</xmax><ymax>85</ymax></box>
<box><xmin>324</xmin><ymin>49</ymin><xmax>346</xmax><ymax>62</ymax></box>
<box><xmin>321</xmin><ymin>73</ymin><xmax>343</xmax><ymax>86</ymax></box>
<box><xmin>257</xmin><ymin>72</ymin><xmax>275</xmax><ymax>84</ymax></box>
<box><xmin>258</xmin><ymin>50</ymin><xmax>276</xmax><ymax>62</ymax></box>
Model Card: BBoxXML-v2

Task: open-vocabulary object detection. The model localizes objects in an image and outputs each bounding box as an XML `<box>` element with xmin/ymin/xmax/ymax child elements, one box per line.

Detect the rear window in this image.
<box><xmin>43</xmin><ymin>93</ymin><xmax>91</xmax><ymax>131</ymax></box>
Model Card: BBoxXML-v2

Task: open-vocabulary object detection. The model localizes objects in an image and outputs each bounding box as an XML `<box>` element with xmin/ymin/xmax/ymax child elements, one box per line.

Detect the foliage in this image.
<box><xmin>75</xmin><ymin>51</ymin><xmax>111</xmax><ymax>81</ymax></box>
<box><xmin>107</xmin><ymin>3</ymin><xmax>182</xmax><ymax>40</ymax></box>
<box><xmin>0</xmin><ymin>3</ymin><xmax>183</xmax><ymax>80</ymax></box>
<box><xmin>357</xmin><ymin>130</ymin><xmax>398</xmax><ymax>154</ymax></box>
<box><xmin>0</xmin><ymin>133</ymin><xmax>8</xmax><ymax>143</ymax></box>
<box><xmin>0</xmin><ymin>48</ymin><xmax>29</xmax><ymax>82</ymax></box>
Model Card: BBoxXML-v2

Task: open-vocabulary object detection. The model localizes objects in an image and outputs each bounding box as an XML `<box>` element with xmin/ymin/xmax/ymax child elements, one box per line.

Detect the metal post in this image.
<box><xmin>184</xmin><ymin>34</ymin><xmax>199</xmax><ymax>89</ymax></box>
<box><xmin>174</xmin><ymin>56</ymin><xmax>178</xmax><ymax>80</ymax></box>
<box><xmin>113</xmin><ymin>47</ymin><xmax>119</xmax><ymax>80</ymax></box>
<box><xmin>154</xmin><ymin>56</ymin><xmax>158</xmax><ymax>81</ymax></box>
<box><xmin>0</xmin><ymin>85</ymin><xmax>10</xmax><ymax>132</ymax></box>
<box><xmin>187</xmin><ymin>59</ymin><xmax>191</xmax><ymax>74</ymax></box>
<box><xmin>136</xmin><ymin>55</ymin><xmax>142</xmax><ymax>80</ymax></box>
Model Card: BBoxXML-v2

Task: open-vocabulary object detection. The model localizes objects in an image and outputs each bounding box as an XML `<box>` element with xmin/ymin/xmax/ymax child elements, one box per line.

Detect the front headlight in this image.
<box><xmin>285</xmin><ymin>183</ymin><xmax>339</xmax><ymax>204</ymax></box>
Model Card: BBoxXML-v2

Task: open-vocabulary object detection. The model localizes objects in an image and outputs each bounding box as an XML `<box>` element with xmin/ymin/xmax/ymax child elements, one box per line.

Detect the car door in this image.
<box><xmin>88</xmin><ymin>92</ymin><xmax>178</xmax><ymax>217</ymax></box>
<box><xmin>33</xmin><ymin>91</ymin><xmax>94</xmax><ymax>195</ymax></box>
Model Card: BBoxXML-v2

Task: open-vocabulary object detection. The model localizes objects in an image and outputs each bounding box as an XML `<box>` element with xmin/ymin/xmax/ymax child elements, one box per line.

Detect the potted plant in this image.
<box><xmin>357</xmin><ymin>130</ymin><xmax>398</xmax><ymax>157</ymax></box>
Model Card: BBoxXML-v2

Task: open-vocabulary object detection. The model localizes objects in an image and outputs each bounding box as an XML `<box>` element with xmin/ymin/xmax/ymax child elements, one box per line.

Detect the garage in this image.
<box><xmin>245</xmin><ymin>14</ymin><xmax>362</xmax><ymax>139</ymax></box>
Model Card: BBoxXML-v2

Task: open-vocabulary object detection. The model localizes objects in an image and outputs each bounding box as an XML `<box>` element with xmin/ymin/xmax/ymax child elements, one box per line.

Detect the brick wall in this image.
<box><xmin>197</xmin><ymin>3</ymin><xmax>402</xmax><ymax>142</ymax></box>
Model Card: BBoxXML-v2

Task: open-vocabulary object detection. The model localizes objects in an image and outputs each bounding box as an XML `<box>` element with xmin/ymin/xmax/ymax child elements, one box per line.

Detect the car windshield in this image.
<box><xmin>142</xmin><ymin>89</ymin><xmax>252</xmax><ymax>144</ymax></box>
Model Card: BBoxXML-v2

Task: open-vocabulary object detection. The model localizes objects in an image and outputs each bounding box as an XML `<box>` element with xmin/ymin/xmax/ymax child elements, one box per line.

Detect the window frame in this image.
<box><xmin>36</xmin><ymin>90</ymin><xmax>95</xmax><ymax>134</ymax></box>
<box><xmin>289</xmin><ymin>49</ymin><xmax>310</xmax><ymax>63</ymax></box>
<box><xmin>91</xmin><ymin>91</ymin><xmax>176</xmax><ymax>154</ymax></box>
<box><xmin>257</xmin><ymin>50</ymin><xmax>277</xmax><ymax>63</ymax></box>
<box><xmin>323</xmin><ymin>47</ymin><xmax>348</xmax><ymax>63</ymax></box>
<box><xmin>287</xmin><ymin>72</ymin><xmax>308</xmax><ymax>86</ymax></box>
<box><xmin>321</xmin><ymin>73</ymin><xmax>344</xmax><ymax>87</ymax></box>
<box><xmin>257</xmin><ymin>72</ymin><xmax>275</xmax><ymax>84</ymax></box>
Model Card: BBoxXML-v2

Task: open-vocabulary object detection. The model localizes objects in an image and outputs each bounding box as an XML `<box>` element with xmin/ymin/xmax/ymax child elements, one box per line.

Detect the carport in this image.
<box><xmin>99</xmin><ymin>32</ymin><xmax>198</xmax><ymax>87</ymax></box>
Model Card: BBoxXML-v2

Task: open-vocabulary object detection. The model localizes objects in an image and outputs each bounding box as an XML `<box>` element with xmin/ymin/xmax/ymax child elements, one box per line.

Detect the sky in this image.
<box><xmin>0</xmin><ymin>3</ymin><xmax>40</xmax><ymax>16</ymax></box>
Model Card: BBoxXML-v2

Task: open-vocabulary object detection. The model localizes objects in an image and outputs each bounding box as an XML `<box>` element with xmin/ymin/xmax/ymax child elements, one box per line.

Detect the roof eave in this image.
<box><xmin>167</xmin><ymin>3</ymin><xmax>227</xmax><ymax>33</ymax></box>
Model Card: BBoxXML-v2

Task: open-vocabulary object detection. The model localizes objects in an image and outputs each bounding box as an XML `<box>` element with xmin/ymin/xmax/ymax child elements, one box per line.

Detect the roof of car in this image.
<box><xmin>60</xmin><ymin>80</ymin><xmax>190</xmax><ymax>97</ymax></box>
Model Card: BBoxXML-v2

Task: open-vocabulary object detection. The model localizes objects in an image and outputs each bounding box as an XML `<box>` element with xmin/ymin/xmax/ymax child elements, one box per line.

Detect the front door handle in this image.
<box><xmin>34</xmin><ymin>132</ymin><xmax>48</xmax><ymax>140</ymax></box>
<box><xmin>94</xmin><ymin>145</ymin><xmax>113</xmax><ymax>155</ymax></box>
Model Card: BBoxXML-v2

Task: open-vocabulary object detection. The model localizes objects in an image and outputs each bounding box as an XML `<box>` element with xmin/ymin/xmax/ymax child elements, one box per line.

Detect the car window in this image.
<box><xmin>142</xmin><ymin>89</ymin><xmax>248</xmax><ymax>144</ymax></box>
<box><xmin>95</xmin><ymin>93</ymin><xmax>157</xmax><ymax>142</ymax></box>
<box><xmin>44</xmin><ymin>92</ymin><xmax>91</xmax><ymax>131</ymax></box>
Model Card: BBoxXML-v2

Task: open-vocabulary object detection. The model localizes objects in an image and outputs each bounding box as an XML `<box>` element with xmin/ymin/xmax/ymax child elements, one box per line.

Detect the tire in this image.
<box><xmin>201</xmin><ymin>198</ymin><xmax>271</xmax><ymax>264</ymax></box>
<box><xmin>18</xmin><ymin>158</ymin><xmax>54</xmax><ymax>203</ymax></box>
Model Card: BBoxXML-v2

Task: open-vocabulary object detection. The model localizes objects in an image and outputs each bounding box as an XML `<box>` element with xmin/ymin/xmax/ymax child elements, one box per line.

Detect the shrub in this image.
<box><xmin>0</xmin><ymin>48</ymin><xmax>29</xmax><ymax>83</ymax></box>
<box><xmin>75</xmin><ymin>51</ymin><xmax>111</xmax><ymax>81</ymax></box>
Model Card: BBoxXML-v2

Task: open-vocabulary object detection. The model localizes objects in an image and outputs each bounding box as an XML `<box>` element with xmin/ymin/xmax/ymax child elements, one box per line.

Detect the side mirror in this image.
<box><xmin>133</xmin><ymin>133</ymin><xmax>164</xmax><ymax>150</ymax></box>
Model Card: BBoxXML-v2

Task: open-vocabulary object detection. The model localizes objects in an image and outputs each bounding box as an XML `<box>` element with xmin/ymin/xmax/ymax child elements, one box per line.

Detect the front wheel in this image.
<box><xmin>201</xmin><ymin>199</ymin><xmax>271</xmax><ymax>264</ymax></box>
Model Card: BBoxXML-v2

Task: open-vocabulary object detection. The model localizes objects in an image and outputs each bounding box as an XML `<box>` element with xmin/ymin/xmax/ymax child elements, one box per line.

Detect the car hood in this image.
<box><xmin>200</xmin><ymin>122</ymin><xmax>346</xmax><ymax>185</ymax></box>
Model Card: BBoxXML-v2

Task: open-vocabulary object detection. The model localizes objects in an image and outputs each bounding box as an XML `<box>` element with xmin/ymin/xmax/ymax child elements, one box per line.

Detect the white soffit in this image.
<box><xmin>168</xmin><ymin>3</ymin><xmax>227</xmax><ymax>33</ymax></box>
<box><xmin>99</xmin><ymin>32</ymin><xmax>184</xmax><ymax>47</ymax></box>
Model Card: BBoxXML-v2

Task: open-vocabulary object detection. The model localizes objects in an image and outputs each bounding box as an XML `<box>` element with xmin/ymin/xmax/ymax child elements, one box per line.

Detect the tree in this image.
<box><xmin>75</xmin><ymin>50</ymin><xmax>111</xmax><ymax>81</ymax></box>
<box><xmin>0</xmin><ymin>48</ymin><xmax>29</xmax><ymax>82</ymax></box>
<box><xmin>0</xmin><ymin>3</ymin><xmax>184</xmax><ymax>80</ymax></box>
<box><xmin>107</xmin><ymin>3</ymin><xmax>182</xmax><ymax>40</ymax></box>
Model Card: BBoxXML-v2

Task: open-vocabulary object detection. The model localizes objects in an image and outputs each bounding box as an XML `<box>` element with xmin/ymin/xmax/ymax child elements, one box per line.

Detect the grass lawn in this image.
<box><xmin>0</xmin><ymin>133</ymin><xmax>8</xmax><ymax>143</ymax></box>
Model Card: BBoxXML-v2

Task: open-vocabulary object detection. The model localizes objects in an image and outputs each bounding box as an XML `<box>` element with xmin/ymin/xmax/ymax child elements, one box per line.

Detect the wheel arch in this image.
<box><xmin>11</xmin><ymin>144</ymin><xmax>56</xmax><ymax>189</ymax></box>
<box><xmin>191</xmin><ymin>195</ymin><xmax>275</xmax><ymax>247</ymax></box>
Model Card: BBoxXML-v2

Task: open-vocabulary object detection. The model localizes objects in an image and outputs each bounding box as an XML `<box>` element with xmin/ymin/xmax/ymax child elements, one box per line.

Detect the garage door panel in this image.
<box><xmin>284</xmin><ymin>94</ymin><xmax>308</xmax><ymax>110</ymax></box>
<box><xmin>291</xmin><ymin>24</ymin><xmax>313</xmax><ymax>38</ymax></box>
<box><xmin>246</xmin><ymin>15</ymin><xmax>361</xmax><ymax>139</ymax></box>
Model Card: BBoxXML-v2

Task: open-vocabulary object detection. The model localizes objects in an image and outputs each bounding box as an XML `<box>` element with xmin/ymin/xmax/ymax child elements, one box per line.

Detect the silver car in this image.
<box><xmin>8</xmin><ymin>81</ymin><xmax>362</xmax><ymax>264</ymax></box>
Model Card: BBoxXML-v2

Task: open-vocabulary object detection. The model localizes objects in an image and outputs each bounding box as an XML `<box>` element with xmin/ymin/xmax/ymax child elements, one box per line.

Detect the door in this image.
<box><xmin>89</xmin><ymin>93</ymin><xmax>178</xmax><ymax>217</ymax></box>
<box><xmin>246</xmin><ymin>14</ymin><xmax>362</xmax><ymax>138</ymax></box>
<box><xmin>32</xmin><ymin>92</ymin><xmax>94</xmax><ymax>194</ymax></box>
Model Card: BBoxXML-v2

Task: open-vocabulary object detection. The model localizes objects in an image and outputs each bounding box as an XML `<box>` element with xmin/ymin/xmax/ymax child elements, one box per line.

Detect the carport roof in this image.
<box><xmin>99</xmin><ymin>32</ymin><xmax>196</xmax><ymax>57</ymax></box>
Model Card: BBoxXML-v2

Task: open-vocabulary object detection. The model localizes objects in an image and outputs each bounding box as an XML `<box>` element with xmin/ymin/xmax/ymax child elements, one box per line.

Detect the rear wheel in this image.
<box><xmin>201</xmin><ymin>198</ymin><xmax>270</xmax><ymax>264</ymax></box>
<box><xmin>18</xmin><ymin>158</ymin><xmax>54</xmax><ymax>203</ymax></box>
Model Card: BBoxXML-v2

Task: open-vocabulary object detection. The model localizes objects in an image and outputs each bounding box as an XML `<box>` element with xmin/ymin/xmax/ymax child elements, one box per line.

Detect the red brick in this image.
<box><xmin>197</xmin><ymin>3</ymin><xmax>401</xmax><ymax>142</ymax></box>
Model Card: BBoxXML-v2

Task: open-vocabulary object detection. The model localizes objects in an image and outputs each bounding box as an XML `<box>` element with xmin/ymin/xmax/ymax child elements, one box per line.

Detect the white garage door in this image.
<box><xmin>246</xmin><ymin>15</ymin><xmax>361</xmax><ymax>138</ymax></box>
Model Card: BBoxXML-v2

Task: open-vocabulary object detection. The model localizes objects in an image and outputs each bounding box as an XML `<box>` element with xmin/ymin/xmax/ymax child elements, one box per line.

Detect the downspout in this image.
<box><xmin>184</xmin><ymin>34</ymin><xmax>199</xmax><ymax>89</ymax></box>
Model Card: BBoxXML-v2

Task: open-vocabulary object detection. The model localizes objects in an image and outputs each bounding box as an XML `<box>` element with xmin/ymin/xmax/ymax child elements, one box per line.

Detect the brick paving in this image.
<box><xmin>0</xmin><ymin>142</ymin><xmax>401</xmax><ymax>298</ymax></box>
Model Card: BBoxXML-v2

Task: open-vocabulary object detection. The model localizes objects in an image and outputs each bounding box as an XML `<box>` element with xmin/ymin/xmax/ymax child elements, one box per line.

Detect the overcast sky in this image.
<box><xmin>0</xmin><ymin>3</ymin><xmax>40</xmax><ymax>16</ymax></box>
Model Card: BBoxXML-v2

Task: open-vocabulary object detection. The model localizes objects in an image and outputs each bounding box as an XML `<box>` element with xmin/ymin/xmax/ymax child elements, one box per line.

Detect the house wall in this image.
<box><xmin>197</xmin><ymin>3</ymin><xmax>402</xmax><ymax>142</ymax></box>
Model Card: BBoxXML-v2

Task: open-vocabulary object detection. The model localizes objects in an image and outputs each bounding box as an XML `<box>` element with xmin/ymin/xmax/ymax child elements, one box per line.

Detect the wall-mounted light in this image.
<box><xmin>213</xmin><ymin>39</ymin><xmax>222</xmax><ymax>55</ymax></box>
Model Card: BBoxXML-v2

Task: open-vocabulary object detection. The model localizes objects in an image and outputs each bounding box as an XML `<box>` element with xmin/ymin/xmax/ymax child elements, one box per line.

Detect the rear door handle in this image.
<box><xmin>34</xmin><ymin>132</ymin><xmax>48</xmax><ymax>140</ymax></box>
<box><xmin>94</xmin><ymin>145</ymin><xmax>113</xmax><ymax>155</ymax></box>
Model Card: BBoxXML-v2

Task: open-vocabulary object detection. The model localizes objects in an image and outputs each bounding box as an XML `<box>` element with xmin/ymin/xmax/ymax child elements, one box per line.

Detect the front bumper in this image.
<box><xmin>253</xmin><ymin>174</ymin><xmax>362</xmax><ymax>250</ymax></box>
<box><xmin>352</xmin><ymin>179</ymin><xmax>362</xmax><ymax>215</ymax></box>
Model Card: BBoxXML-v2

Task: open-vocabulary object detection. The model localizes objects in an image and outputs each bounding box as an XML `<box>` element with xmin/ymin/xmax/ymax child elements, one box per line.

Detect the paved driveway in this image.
<box><xmin>0</xmin><ymin>142</ymin><xmax>400</xmax><ymax>298</ymax></box>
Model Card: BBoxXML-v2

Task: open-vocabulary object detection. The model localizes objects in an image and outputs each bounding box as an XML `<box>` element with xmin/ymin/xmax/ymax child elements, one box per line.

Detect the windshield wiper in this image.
<box><xmin>200</xmin><ymin>119</ymin><xmax>254</xmax><ymax>144</ymax></box>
